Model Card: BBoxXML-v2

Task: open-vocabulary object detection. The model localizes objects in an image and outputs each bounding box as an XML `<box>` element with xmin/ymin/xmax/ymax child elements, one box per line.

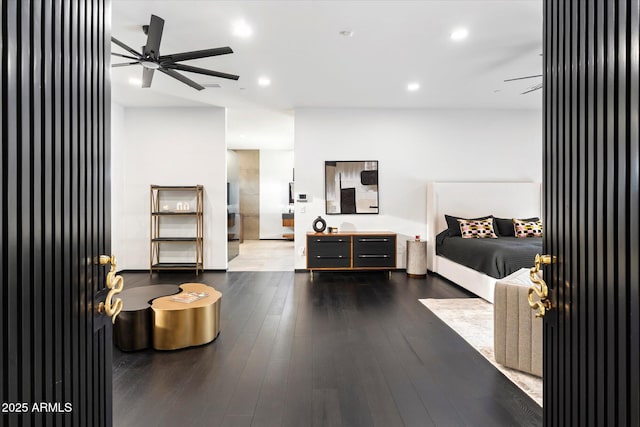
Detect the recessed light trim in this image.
<box><xmin>258</xmin><ymin>77</ymin><xmax>271</xmax><ymax>87</ymax></box>
<box><xmin>451</xmin><ymin>28</ymin><xmax>469</xmax><ymax>41</ymax></box>
<box><xmin>233</xmin><ymin>20</ymin><xmax>253</xmax><ymax>38</ymax></box>
<box><xmin>407</xmin><ymin>82</ymin><xmax>420</xmax><ymax>92</ymax></box>
<box><xmin>339</xmin><ymin>30</ymin><xmax>354</xmax><ymax>37</ymax></box>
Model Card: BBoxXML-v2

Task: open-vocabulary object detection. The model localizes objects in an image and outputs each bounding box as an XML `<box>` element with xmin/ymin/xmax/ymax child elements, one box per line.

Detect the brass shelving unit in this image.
<box><xmin>150</xmin><ymin>185</ymin><xmax>204</xmax><ymax>274</ymax></box>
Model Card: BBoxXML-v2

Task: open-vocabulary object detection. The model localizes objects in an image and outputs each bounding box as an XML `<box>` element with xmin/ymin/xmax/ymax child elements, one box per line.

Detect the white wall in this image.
<box><xmin>111</xmin><ymin>102</ymin><xmax>126</xmax><ymax>262</ymax></box>
<box><xmin>293</xmin><ymin>108</ymin><xmax>542</xmax><ymax>269</ymax></box>
<box><xmin>111</xmin><ymin>106</ymin><xmax>227</xmax><ymax>270</ymax></box>
<box><xmin>259</xmin><ymin>150</ymin><xmax>294</xmax><ymax>239</ymax></box>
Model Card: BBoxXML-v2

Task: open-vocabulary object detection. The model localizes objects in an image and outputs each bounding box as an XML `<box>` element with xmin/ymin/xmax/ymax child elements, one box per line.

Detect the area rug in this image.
<box><xmin>419</xmin><ymin>298</ymin><xmax>543</xmax><ymax>406</ymax></box>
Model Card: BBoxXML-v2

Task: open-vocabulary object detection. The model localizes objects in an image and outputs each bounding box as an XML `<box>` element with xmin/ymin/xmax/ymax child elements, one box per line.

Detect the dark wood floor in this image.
<box><xmin>113</xmin><ymin>271</ymin><xmax>542</xmax><ymax>427</ymax></box>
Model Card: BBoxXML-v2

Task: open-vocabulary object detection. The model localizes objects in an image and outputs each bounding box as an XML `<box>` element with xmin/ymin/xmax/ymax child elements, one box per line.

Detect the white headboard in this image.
<box><xmin>426</xmin><ymin>182</ymin><xmax>541</xmax><ymax>270</ymax></box>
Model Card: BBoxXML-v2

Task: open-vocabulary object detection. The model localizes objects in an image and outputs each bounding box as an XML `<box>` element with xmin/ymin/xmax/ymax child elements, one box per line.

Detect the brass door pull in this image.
<box><xmin>98</xmin><ymin>255</ymin><xmax>124</xmax><ymax>324</ymax></box>
<box><xmin>528</xmin><ymin>254</ymin><xmax>556</xmax><ymax>318</ymax></box>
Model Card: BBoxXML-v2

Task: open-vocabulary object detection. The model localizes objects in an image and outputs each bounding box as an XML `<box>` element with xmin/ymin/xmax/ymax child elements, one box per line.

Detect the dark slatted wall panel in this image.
<box><xmin>1</xmin><ymin>1</ymin><xmax>111</xmax><ymax>426</ymax></box>
<box><xmin>544</xmin><ymin>0</ymin><xmax>639</xmax><ymax>426</ymax></box>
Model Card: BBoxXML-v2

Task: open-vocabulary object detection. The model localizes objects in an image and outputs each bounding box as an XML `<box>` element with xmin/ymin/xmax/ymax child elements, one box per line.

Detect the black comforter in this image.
<box><xmin>436</xmin><ymin>231</ymin><xmax>542</xmax><ymax>278</ymax></box>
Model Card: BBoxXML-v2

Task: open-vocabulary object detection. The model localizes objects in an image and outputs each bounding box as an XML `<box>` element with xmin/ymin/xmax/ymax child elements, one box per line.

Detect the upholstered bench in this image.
<box><xmin>494</xmin><ymin>275</ymin><xmax>543</xmax><ymax>377</ymax></box>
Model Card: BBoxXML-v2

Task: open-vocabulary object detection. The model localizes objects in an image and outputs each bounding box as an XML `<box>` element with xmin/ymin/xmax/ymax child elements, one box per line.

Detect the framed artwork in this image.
<box><xmin>325</xmin><ymin>160</ymin><xmax>379</xmax><ymax>214</ymax></box>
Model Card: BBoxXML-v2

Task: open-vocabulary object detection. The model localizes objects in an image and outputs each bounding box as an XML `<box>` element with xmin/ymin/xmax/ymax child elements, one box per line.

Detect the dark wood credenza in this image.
<box><xmin>306</xmin><ymin>231</ymin><xmax>396</xmax><ymax>277</ymax></box>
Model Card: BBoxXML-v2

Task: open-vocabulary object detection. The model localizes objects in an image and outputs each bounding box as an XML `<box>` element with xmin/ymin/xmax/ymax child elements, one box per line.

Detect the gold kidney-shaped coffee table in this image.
<box><xmin>151</xmin><ymin>283</ymin><xmax>222</xmax><ymax>350</ymax></box>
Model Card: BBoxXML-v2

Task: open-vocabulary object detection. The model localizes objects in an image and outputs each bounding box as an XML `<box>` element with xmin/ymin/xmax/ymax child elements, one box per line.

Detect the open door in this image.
<box><xmin>541</xmin><ymin>0</ymin><xmax>639</xmax><ymax>425</ymax></box>
<box><xmin>1</xmin><ymin>1</ymin><xmax>114</xmax><ymax>426</ymax></box>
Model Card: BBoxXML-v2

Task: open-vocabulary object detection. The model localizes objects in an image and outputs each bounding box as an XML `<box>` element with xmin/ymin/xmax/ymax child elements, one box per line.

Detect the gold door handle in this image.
<box><xmin>97</xmin><ymin>255</ymin><xmax>124</xmax><ymax>324</ymax></box>
<box><xmin>528</xmin><ymin>254</ymin><xmax>556</xmax><ymax>318</ymax></box>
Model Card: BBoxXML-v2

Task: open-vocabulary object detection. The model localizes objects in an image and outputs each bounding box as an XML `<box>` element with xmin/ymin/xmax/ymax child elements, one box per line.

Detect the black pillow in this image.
<box><xmin>495</xmin><ymin>217</ymin><xmax>540</xmax><ymax>237</ymax></box>
<box><xmin>445</xmin><ymin>214</ymin><xmax>493</xmax><ymax>237</ymax></box>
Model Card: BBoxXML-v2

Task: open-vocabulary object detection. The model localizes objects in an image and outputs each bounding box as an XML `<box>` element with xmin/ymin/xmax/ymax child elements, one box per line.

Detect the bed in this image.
<box><xmin>426</xmin><ymin>182</ymin><xmax>542</xmax><ymax>303</ymax></box>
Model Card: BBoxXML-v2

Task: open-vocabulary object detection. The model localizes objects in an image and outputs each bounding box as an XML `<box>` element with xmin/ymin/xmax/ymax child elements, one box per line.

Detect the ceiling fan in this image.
<box><xmin>504</xmin><ymin>74</ymin><xmax>543</xmax><ymax>94</ymax></box>
<box><xmin>504</xmin><ymin>53</ymin><xmax>543</xmax><ymax>94</ymax></box>
<box><xmin>111</xmin><ymin>14</ymin><xmax>239</xmax><ymax>91</ymax></box>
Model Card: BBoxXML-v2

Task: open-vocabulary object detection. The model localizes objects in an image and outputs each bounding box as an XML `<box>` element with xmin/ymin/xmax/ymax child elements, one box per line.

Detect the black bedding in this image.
<box><xmin>436</xmin><ymin>230</ymin><xmax>542</xmax><ymax>278</ymax></box>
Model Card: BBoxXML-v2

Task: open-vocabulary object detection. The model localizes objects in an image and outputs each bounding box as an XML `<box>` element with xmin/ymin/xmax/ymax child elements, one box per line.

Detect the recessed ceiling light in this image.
<box><xmin>128</xmin><ymin>77</ymin><xmax>141</xmax><ymax>86</ymax></box>
<box><xmin>339</xmin><ymin>30</ymin><xmax>354</xmax><ymax>37</ymax></box>
<box><xmin>232</xmin><ymin>20</ymin><xmax>253</xmax><ymax>38</ymax></box>
<box><xmin>451</xmin><ymin>28</ymin><xmax>469</xmax><ymax>41</ymax></box>
<box><xmin>407</xmin><ymin>82</ymin><xmax>420</xmax><ymax>92</ymax></box>
<box><xmin>258</xmin><ymin>77</ymin><xmax>271</xmax><ymax>87</ymax></box>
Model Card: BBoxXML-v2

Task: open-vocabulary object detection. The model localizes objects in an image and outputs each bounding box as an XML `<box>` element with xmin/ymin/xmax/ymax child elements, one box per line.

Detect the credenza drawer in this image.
<box><xmin>308</xmin><ymin>235</ymin><xmax>350</xmax><ymax>244</ymax></box>
<box><xmin>353</xmin><ymin>235</ymin><xmax>396</xmax><ymax>268</ymax></box>
<box><xmin>307</xmin><ymin>254</ymin><xmax>351</xmax><ymax>269</ymax></box>
<box><xmin>353</xmin><ymin>235</ymin><xmax>395</xmax><ymax>255</ymax></box>
<box><xmin>353</xmin><ymin>253</ymin><xmax>395</xmax><ymax>268</ymax></box>
<box><xmin>307</xmin><ymin>236</ymin><xmax>350</xmax><ymax>256</ymax></box>
<box><xmin>307</xmin><ymin>235</ymin><xmax>351</xmax><ymax>268</ymax></box>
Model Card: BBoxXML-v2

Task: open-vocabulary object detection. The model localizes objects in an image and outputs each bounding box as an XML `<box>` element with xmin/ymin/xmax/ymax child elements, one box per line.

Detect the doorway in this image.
<box><xmin>226</xmin><ymin>148</ymin><xmax>295</xmax><ymax>271</ymax></box>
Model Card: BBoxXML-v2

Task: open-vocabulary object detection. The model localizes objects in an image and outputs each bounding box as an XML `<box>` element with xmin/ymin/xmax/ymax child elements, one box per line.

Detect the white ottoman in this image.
<box><xmin>493</xmin><ymin>272</ymin><xmax>543</xmax><ymax>377</ymax></box>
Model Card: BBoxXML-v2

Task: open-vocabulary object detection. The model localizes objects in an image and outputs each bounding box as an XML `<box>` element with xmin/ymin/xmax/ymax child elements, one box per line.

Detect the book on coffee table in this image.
<box><xmin>170</xmin><ymin>291</ymin><xmax>208</xmax><ymax>303</ymax></box>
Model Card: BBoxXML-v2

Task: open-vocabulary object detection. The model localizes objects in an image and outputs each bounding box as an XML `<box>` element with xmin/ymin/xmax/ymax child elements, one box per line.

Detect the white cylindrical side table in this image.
<box><xmin>406</xmin><ymin>240</ymin><xmax>427</xmax><ymax>278</ymax></box>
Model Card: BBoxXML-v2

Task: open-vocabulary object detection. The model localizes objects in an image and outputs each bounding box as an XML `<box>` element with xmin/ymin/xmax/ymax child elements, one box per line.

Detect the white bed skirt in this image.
<box><xmin>433</xmin><ymin>255</ymin><xmax>497</xmax><ymax>303</ymax></box>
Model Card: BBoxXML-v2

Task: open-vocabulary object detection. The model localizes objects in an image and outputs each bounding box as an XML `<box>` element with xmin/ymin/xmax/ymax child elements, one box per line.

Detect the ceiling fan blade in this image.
<box><xmin>504</xmin><ymin>74</ymin><xmax>543</xmax><ymax>82</ymax></box>
<box><xmin>159</xmin><ymin>47</ymin><xmax>233</xmax><ymax>63</ymax></box>
<box><xmin>143</xmin><ymin>14</ymin><xmax>165</xmax><ymax>58</ymax></box>
<box><xmin>158</xmin><ymin>67</ymin><xmax>205</xmax><ymax>90</ymax></box>
<box><xmin>111</xmin><ymin>52</ymin><xmax>139</xmax><ymax>61</ymax></box>
<box><xmin>142</xmin><ymin>67</ymin><xmax>155</xmax><ymax>88</ymax></box>
<box><xmin>164</xmin><ymin>63</ymin><xmax>239</xmax><ymax>81</ymax></box>
<box><xmin>112</xmin><ymin>62</ymin><xmax>140</xmax><ymax>67</ymax></box>
<box><xmin>521</xmin><ymin>83</ymin><xmax>543</xmax><ymax>94</ymax></box>
<box><xmin>111</xmin><ymin>37</ymin><xmax>142</xmax><ymax>58</ymax></box>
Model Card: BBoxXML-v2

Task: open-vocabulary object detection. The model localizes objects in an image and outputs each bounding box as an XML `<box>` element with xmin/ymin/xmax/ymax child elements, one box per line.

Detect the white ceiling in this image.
<box><xmin>111</xmin><ymin>0</ymin><xmax>543</xmax><ymax>149</ymax></box>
